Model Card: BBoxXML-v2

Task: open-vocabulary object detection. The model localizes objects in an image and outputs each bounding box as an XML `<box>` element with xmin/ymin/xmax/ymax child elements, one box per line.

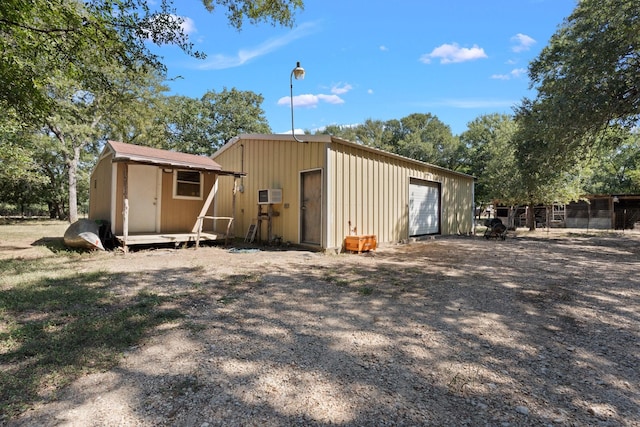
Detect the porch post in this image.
<box><xmin>122</xmin><ymin>163</ymin><xmax>129</xmax><ymax>253</ymax></box>
<box><xmin>232</xmin><ymin>175</ymin><xmax>237</xmax><ymax>237</ymax></box>
<box><xmin>192</xmin><ymin>174</ymin><xmax>218</xmax><ymax>233</ymax></box>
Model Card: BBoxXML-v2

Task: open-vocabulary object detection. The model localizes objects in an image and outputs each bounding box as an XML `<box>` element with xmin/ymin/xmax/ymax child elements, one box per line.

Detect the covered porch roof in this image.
<box><xmin>106</xmin><ymin>140</ymin><xmax>243</xmax><ymax>176</ymax></box>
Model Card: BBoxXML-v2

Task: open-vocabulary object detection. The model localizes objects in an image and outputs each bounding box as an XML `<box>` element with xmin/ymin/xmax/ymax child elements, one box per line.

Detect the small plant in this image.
<box><xmin>217</xmin><ymin>295</ymin><xmax>238</xmax><ymax>305</ymax></box>
<box><xmin>358</xmin><ymin>286</ymin><xmax>374</xmax><ymax>295</ymax></box>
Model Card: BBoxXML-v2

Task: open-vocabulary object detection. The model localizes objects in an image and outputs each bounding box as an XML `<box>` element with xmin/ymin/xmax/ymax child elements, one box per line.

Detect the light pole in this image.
<box><xmin>290</xmin><ymin>61</ymin><xmax>306</xmax><ymax>143</ymax></box>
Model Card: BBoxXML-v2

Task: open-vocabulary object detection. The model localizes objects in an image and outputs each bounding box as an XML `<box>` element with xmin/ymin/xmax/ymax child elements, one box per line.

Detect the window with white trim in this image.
<box><xmin>173</xmin><ymin>170</ymin><xmax>202</xmax><ymax>199</ymax></box>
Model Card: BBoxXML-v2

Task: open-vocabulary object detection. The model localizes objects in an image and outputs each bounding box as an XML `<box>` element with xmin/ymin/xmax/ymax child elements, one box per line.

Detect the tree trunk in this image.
<box><xmin>527</xmin><ymin>203</ymin><xmax>536</xmax><ymax>231</ymax></box>
<box><xmin>67</xmin><ymin>146</ymin><xmax>80</xmax><ymax>223</ymax></box>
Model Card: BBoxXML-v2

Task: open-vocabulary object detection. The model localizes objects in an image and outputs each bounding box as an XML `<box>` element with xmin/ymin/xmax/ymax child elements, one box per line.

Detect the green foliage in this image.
<box><xmin>526</xmin><ymin>0</ymin><xmax>640</xmax><ymax>145</ymax></box>
<box><xmin>0</xmin><ymin>268</ymin><xmax>183</xmax><ymax>419</ymax></box>
<box><xmin>1</xmin><ymin>1</ymin><xmax>300</xmax><ymax>219</ymax></box>
<box><xmin>116</xmin><ymin>87</ymin><xmax>272</xmax><ymax>155</ymax></box>
<box><xmin>392</xmin><ymin>113</ymin><xmax>462</xmax><ymax>170</ymax></box>
<box><xmin>201</xmin><ymin>0</ymin><xmax>304</xmax><ymax>29</ymax></box>
<box><xmin>316</xmin><ymin>113</ymin><xmax>463</xmax><ymax>170</ymax></box>
<box><xmin>513</xmin><ymin>102</ymin><xmax>587</xmax><ymax>207</ymax></box>
<box><xmin>583</xmin><ymin>128</ymin><xmax>640</xmax><ymax>194</ymax></box>
<box><xmin>0</xmin><ymin>0</ymin><xmax>189</xmax><ymax>120</ymax></box>
<box><xmin>460</xmin><ymin>114</ymin><xmax>520</xmax><ymax>205</ymax></box>
<box><xmin>1</xmin><ymin>0</ymin><xmax>303</xmax><ymax>121</ymax></box>
<box><xmin>201</xmin><ymin>87</ymin><xmax>271</xmax><ymax>151</ymax></box>
<box><xmin>510</xmin><ymin>0</ymin><xmax>640</xmax><ymax>223</ymax></box>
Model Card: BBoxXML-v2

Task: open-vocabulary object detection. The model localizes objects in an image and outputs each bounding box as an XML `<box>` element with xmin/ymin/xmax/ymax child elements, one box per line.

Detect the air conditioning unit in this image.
<box><xmin>257</xmin><ymin>188</ymin><xmax>282</xmax><ymax>205</ymax></box>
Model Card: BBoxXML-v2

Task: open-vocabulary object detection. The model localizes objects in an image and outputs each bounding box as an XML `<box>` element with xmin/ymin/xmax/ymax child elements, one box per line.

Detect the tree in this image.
<box><xmin>0</xmin><ymin>0</ymin><xmax>303</xmax><ymax>121</ymax></box>
<box><xmin>1</xmin><ymin>0</ymin><xmax>303</xmax><ymax>221</ymax></box>
<box><xmin>315</xmin><ymin>113</ymin><xmax>464</xmax><ymax>169</ymax></box>
<box><xmin>459</xmin><ymin>114</ymin><xmax>520</xmax><ymax>208</ymax></box>
<box><xmin>583</xmin><ymin>128</ymin><xmax>640</xmax><ymax>194</ymax></box>
<box><xmin>527</xmin><ymin>0</ymin><xmax>640</xmax><ymax>145</ymax></box>
<box><xmin>315</xmin><ymin>124</ymin><xmax>359</xmax><ymax>143</ymax></box>
<box><xmin>200</xmin><ymin>88</ymin><xmax>271</xmax><ymax>152</ymax></box>
<box><xmin>513</xmin><ymin>102</ymin><xmax>590</xmax><ymax>230</ymax></box>
<box><xmin>353</xmin><ymin>119</ymin><xmax>392</xmax><ymax>150</ymax></box>
<box><xmin>393</xmin><ymin>113</ymin><xmax>462</xmax><ymax>170</ymax></box>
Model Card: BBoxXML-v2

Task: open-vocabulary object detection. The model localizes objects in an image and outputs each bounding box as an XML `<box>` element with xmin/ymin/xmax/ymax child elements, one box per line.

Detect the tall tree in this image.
<box><xmin>460</xmin><ymin>114</ymin><xmax>520</xmax><ymax>207</ymax></box>
<box><xmin>583</xmin><ymin>128</ymin><xmax>640</xmax><ymax>194</ymax></box>
<box><xmin>526</xmin><ymin>0</ymin><xmax>640</xmax><ymax>145</ymax></box>
<box><xmin>0</xmin><ymin>0</ymin><xmax>303</xmax><ymax>121</ymax></box>
<box><xmin>394</xmin><ymin>113</ymin><xmax>462</xmax><ymax>170</ymax></box>
<box><xmin>315</xmin><ymin>113</ymin><xmax>464</xmax><ymax>169</ymax></box>
<box><xmin>513</xmin><ymin>102</ymin><xmax>590</xmax><ymax>230</ymax></box>
<box><xmin>200</xmin><ymin>88</ymin><xmax>271</xmax><ymax>152</ymax></box>
<box><xmin>1</xmin><ymin>0</ymin><xmax>303</xmax><ymax>220</ymax></box>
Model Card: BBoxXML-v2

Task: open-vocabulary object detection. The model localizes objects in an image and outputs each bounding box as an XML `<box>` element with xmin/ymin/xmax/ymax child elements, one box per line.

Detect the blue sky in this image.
<box><xmin>150</xmin><ymin>0</ymin><xmax>578</xmax><ymax>136</ymax></box>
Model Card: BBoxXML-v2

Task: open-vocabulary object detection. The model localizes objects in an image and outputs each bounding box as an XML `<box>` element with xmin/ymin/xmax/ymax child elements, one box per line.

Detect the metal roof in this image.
<box><xmin>217</xmin><ymin>134</ymin><xmax>474</xmax><ymax>180</ymax></box>
<box><xmin>106</xmin><ymin>141</ymin><xmax>234</xmax><ymax>173</ymax></box>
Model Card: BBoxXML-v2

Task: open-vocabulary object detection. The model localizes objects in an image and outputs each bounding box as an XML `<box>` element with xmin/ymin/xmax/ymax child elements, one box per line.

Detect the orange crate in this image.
<box><xmin>344</xmin><ymin>235</ymin><xmax>377</xmax><ymax>253</ymax></box>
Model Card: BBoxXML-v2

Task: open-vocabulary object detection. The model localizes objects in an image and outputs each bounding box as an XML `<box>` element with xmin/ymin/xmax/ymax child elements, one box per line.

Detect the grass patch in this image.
<box><xmin>217</xmin><ymin>295</ymin><xmax>238</xmax><ymax>305</ymax></box>
<box><xmin>322</xmin><ymin>272</ymin><xmax>350</xmax><ymax>287</ymax></box>
<box><xmin>0</xmin><ymin>268</ymin><xmax>183</xmax><ymax>420</ymax></box>
<box><xmin>224</xmin><ymin>273</ymin><xmax>261</xmax><ymax>287</ymax></box>
<box><xmin>358</xmin><ymin>286</ymin><xmax>374</xmax><ymax>296</ymax></box>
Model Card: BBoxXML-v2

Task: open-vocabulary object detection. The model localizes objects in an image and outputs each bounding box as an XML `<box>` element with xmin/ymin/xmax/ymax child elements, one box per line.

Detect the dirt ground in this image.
<box><xmin>3</xmin><ymin>223</ymin><xmax>640</xmax><ymax>426</ymax></box>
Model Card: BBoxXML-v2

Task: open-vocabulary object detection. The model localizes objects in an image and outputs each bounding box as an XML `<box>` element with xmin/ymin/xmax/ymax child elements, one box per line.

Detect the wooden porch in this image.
<box><xmin>115</xmin><ymin>231</ymin><xmax>227</xmax><ymax>247</ymax></box>
<box><xmin>118</xmin><ymin>216</ymin><xmax>234</xmax><ymax>251</ymax></box>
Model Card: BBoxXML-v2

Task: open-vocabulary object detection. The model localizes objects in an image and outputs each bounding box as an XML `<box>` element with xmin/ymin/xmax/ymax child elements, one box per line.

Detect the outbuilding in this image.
<box><xmin>89</xmin><ymin>140</ymin><xmax>242</xmax><ymax>251</ymax></box>
<box><xmin>211</xmin><ymin>134</ymin><xmax>474</xmax><ymax>252</ymax></box>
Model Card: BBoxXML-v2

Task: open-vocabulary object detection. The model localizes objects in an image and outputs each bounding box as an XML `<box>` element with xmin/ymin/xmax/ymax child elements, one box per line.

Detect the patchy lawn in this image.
<box><xmin>1</xmin><ymin>220</ymin><xmax>639</xmax><ymax>426</ymax></box>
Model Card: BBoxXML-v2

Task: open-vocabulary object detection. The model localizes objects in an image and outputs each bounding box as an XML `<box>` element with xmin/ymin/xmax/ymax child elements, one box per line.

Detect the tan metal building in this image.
<box><xmin>212</xmin><ymin>134</ymin><xmax>474</xmax><ymax>252</ymax></box>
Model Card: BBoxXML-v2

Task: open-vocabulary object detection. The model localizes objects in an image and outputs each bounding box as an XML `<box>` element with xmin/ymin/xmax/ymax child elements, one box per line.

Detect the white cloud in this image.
<box><xmin>491</xmin><ymin>68</ymin><xmax>527</xmax><ymax>80</ymax></box>
<box><xmin>318</xmin><ymin>94</ymin><xmax>344</xmax><ymax>104</ymax></box>
<box><xmin>331</xmin><ymin>83</ymin><xmax>352</xmax><ymax>95</ymax></box>
<box><xmin>420</xmin><ymin>43</ymin><xmax>487</xmax><ymax>64</ymax></box>
<box><xmin>379</xmin><ymin>45</ymin><xmax>388</xmax><ymax>51</ymax></box>
<box><xmin>277</xmin><ymin>93</ymin><xmax>345</xmax><ymax>108</ymax></box>
<box><xmin>511</xmin><ymin>33</ymin><xmax>536</xmax><ymax>53</ymax></box>
<box><xmin>367</xmin><ymin>89</ymin><xmax>374</xmax><ymax>94</ymax></box>
<box><xmin>279</xmin><ymin>129</ymin><xmax>306</xmax><ymax>135</ymax></box>
<box><xmin>198</xmin><ymin>22</ymin><xmax>318</xmax><ymax>70</ymax></box>
<box><xmin>178</xmin><ymin>16</ymin><xmax>197</xmax><ymax>35</ymax></box>
<box><xmin>145</xmin><ymin>14</ymin><xmax>196</xmax><ymax>40</ymax></box>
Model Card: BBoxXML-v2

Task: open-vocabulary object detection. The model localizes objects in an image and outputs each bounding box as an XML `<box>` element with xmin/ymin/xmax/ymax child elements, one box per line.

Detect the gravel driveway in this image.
<box><xmin>9</xmin><ymin>230</ymin><xmax>640</xmax><ymax>426</ymax></box>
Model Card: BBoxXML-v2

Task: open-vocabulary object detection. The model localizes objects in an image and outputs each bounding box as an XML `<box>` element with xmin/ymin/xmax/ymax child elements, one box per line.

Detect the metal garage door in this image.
<box><xmin>409</xmin><ymin>178</ymin><xmax>440</xmax><ymax>236</ymax></box>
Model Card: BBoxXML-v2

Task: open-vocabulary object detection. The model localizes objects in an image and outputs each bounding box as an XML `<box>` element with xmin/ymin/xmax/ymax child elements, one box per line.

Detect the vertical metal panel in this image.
<box><xmin>214</xmin><ymin>136</ymin><xmax>474</xmax><ymax>250</ymax></box>
<box><xmin>326</xmin><ymin>141</ymin><xmax>473</xmax><ymax>248</ymax></box>
<box><xmin>213</xmin><ymin>137</ymin><xmax>325</xmax><ymax>245</ymax></box>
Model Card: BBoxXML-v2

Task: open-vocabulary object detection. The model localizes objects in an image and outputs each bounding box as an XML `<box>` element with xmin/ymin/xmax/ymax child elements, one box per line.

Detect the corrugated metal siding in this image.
<box><xmin>213</xmin><ymin>137</ymin><xmax>326</xmax><ymax>245</ymax></box>
<box><xmin>213</xmin><ymin>135</ymin><xmax>474</xmax><ymax>250</ymax></box>
<box><xmin>88</xmin><ymin>153</ymin><xmax>113</xmax><ymax>222</ymax></box>
<box><xmin>326</xmin><ymin>142</ymin><xmax>473</xmax><ymax>249</ymax></box>
<box><xmin>327</xmin><ymin>144</ymin><xmax>411</xmax><ymax>248</ymax></box>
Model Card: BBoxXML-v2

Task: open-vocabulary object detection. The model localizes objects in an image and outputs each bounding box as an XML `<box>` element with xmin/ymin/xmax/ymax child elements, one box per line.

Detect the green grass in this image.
<box><xmin>0</xmin><ymin>265</ymin><xmax>183</xmax><ymax>419</ymax></box>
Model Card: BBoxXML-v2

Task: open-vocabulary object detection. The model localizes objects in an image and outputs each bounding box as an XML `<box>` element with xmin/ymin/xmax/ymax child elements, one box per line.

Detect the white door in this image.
<box><xmin>409</xmin><ymin>179</ymin><xmax>440</xmax><ymax>236</ymax></box>
<box><xmin>128</xmin><ymin>165</ymin><xmax>159</xmax><ymax>233</ymax></box>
